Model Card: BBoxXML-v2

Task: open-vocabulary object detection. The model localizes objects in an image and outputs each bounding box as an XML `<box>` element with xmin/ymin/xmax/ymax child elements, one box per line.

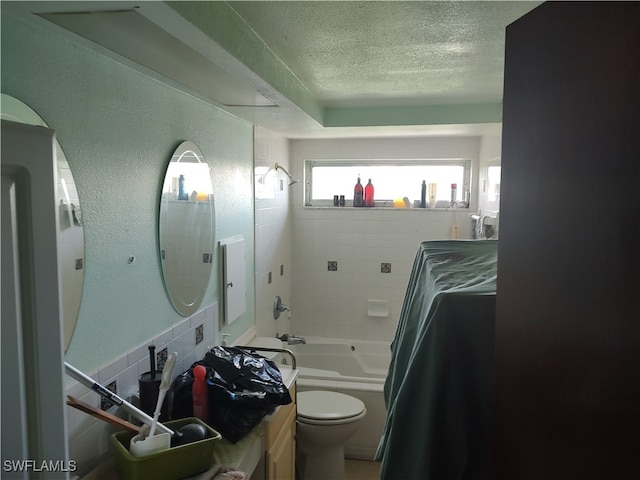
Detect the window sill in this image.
<box><xmin>303</xmin><ymin>204</ymin><xmax>470</xmax><ymax>211</ymax></box>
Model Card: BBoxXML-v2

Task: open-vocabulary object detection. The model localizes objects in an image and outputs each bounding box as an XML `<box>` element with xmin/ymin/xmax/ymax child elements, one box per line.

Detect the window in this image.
<box><xmin>304</xmin><ymin>159</ymin><xmax>471</xmax><ymax>207</ymax></box>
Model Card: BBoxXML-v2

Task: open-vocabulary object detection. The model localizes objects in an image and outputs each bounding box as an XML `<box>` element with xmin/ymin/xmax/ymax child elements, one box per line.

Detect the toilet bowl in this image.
<box><xmin>296</xmin><ymin>390</ymin><xmax>366</xmax><ymax>480</ymax></box>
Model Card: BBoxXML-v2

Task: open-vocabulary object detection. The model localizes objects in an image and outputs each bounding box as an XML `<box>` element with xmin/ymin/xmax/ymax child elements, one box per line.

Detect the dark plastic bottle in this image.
<box><xmin>353</xmin><ymin>177</ymin><xmax>364</xmax><ymax>207</ymax></box>
<box><xmin>364</xmin><ymin>179</ymin><xmax>375</xmax><ymax>207</ymax></box>
<box><xmin>420</xmin><ymin>180</ymin><xmax>427</xmax><ymax>208</ymax></box>
<box><xmin>192</xmin><ymin>365</ymin><xmax>209</xmax><ymax>423</ymax></box>
<box><xmin>178</xmin><ymin>174</ymin><xmax>188</xmax><ymax>200</ymax></box>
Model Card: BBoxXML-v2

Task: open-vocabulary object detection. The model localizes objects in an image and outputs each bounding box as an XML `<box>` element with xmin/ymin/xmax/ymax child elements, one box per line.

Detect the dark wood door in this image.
<box><xmin>493</xmin><ymin>3</ymin><xmax>640</xmax><ymax>479</ymax></box>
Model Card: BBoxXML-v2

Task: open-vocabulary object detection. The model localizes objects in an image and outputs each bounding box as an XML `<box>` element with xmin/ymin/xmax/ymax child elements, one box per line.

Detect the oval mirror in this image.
<box><xmin>159</xmin><ymin>141</ymin><xmax>215</xmax><ymax>316</ymax></box>
<box><xmin>1</xmin><ymin>94</ymin><xmax>85</xmax><ymax>352</ymax></box>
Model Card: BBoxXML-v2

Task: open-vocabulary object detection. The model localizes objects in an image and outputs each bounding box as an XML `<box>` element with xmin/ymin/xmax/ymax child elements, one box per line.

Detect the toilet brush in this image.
<box><xmin>148</xmin><ymin>352</ymin><xmax>176</xmax><ymax>437</ymax></box>
<box><xmin>129</xmin><ymin>352</ymin><xmax>177</xmax><ymax>456</ymax></box>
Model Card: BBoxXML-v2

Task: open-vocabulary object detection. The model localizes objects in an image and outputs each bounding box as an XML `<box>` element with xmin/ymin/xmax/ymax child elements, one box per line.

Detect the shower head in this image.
<box><xmin>275</xmin><ymin>163</ymin><xmax>298</xmax><ymax>186</ymax></box>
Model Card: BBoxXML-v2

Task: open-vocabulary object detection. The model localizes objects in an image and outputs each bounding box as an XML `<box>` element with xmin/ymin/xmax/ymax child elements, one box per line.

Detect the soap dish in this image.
<box><xmin>367</xmin><ymin>299</ymin><xmax>390</xmax><ymax>317</ymax></box>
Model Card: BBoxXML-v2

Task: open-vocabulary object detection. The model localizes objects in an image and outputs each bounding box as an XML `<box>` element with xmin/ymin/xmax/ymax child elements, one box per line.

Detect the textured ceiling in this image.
<box><xmin>6</xmin><ymin>0</ymin><xmax>543</xmax><ymax>138</ymax></box>
<box><xmin>229</xmin><ymin>1</ymin><xmax>540</xmax><ymax>108</ymax></box>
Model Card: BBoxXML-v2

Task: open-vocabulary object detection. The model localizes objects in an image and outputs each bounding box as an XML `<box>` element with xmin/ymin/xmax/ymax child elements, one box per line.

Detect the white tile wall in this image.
<box><xmin>291</xmin><ymin>207</ymin><xmax>468</xmax><ymax>341</ymax></box>
<box><xmin>254</xmin><ymin>132</ymin><xmax>495</xmax><ymax>343</ymax></box>
<box><xmin>65</xmin><ymin>303</ymin><xmax>218</xmax><ymax>476</ymax></box>
<box><xmin>289</xmin><ymin>136</ymin><xmax>483</xmax><ymax>342</ymax></box>
<box><xmin>254</xmin><ymin>126</ymin><xmax>294</xmax><ymax>338</ymax></box>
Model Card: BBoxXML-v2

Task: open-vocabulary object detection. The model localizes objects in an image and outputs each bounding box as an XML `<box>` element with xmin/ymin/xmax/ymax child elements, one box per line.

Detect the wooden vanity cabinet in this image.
<box><xmin>264</xmin><ymin>383</ymin><xmax>296</xmax><ymax>480</ymax></box>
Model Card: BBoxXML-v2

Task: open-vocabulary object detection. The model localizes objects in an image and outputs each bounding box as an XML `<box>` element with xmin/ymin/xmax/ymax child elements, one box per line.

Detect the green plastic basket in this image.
<box><xmin>110</xmin><ymin>418</ymin><xmax>221</xmax><ymax>480</ymax></box>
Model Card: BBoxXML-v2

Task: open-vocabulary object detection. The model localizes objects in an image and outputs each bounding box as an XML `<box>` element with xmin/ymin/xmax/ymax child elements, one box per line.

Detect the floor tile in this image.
<box><xmin>345</xmin><ymin>459</ymin><xmax>381</xmax><ymax>480</ymax></box>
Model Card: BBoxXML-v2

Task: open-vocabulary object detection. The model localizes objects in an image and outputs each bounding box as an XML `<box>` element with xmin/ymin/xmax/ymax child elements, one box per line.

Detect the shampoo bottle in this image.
<box><xmin>353</xmin><ymin>176</ymin><xmax>364</xmax><ymax>207</ymax></box>
<box><xmin>192</xmin><ymin>365</ymin><xmax>209</xmax><ymax>423</ymax></box>
<box><xmin>178</xmin><ymin>174</ymin><xmax>188</xmax><ymax>200</ymax></box>
<box><xmin>364</xmin><ymin>179</ymin><xmax>375</xmax><ymax>207</ymax></box>
<box><xmin>420</xmin><ymin>180</ymin><xmax>427</xmax><ymax>208</ymax></box>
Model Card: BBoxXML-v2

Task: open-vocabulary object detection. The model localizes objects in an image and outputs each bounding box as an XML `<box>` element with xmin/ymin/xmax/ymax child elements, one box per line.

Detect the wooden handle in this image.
<box><xmin>66</xmin><ymin>395</ymin><xmax>141</xmax><ymax>433</ymax></box>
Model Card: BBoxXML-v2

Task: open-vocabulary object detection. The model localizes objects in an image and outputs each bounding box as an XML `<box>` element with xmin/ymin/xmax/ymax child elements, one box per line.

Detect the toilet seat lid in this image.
<box><xmin>297</xmin><ymin>391</ymin><xmax>366</xmax><ymax>421</ymax></box>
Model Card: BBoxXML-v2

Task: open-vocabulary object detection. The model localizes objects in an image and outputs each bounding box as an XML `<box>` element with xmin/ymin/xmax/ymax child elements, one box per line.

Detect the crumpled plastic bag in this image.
<box><xmin>213</xmin><ymin>467</ymin><xmax>248</xmax><ymax>480</ymax></box>
<box><xmin>170</xmin><ymin>346</ymin><xmax>292</xmax><ymax>443</ymax></box>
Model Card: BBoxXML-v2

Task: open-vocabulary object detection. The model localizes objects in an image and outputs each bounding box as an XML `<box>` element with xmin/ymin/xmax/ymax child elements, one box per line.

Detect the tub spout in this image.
<box><xmin>276</xmin><ymin>333</ymin><xmax>306</xmax><ymax>345</ymax></box>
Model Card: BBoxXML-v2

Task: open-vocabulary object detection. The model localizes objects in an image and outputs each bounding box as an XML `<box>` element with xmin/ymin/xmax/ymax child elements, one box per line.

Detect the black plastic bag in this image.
<box><xmin>170</xmin><ymin>346</ymin><xmax>292</xmax><ymax>443</ymax></box>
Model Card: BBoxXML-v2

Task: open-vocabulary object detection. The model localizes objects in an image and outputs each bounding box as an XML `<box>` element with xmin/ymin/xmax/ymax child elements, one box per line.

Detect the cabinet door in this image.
<box><xmin>266</xmin><ymin>407</ymin><xmax>296</xmax><ymax>480</ymax></box>
<box><xmin>265</xmin><ymin>384</ymin><xmax>296</xmax><ymax>450</ymax></box>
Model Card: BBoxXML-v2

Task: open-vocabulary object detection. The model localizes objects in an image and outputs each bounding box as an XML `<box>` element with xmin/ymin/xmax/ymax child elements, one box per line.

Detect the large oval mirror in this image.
<box><xmin>159</xmin><ymin>141</ymin><xmax>215</xmax><ymax>316</ymax></box>
<box><xmin>1</xmin><ymin>94</ymin><xmax>85</xmax><ymax>352</ymax></box>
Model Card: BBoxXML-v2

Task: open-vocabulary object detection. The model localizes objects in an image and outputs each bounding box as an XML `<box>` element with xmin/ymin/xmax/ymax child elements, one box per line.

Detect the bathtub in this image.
<box><xmin>282</xmin><ymin>337</ymin><xmax>391</xmax><ymax>461</ymax></box>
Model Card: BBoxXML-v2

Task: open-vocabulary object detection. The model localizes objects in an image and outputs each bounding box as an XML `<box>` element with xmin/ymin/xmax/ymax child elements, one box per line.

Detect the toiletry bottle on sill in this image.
<box><xmin>354</xmin><ymin>176</ymin><xmax>364</xmax><ymax>207</ymax></box>
<box><xmin>364</xmin><ymin>179</ymin><xmax>375</xmax><ymax>207</ymax></box>
<box><xmin>178</xmin><ymin>174</ymin><xmax>188</xmax><ymax>200</ymax></box>
<box><xmin>192</xmin><ymin>365</ymin><xmax>209</xmax><ymax>423</ymax></box>
<box><xmin>420</xmin><ymin>180</ymin><xmax>427</xmax><ymax>208</ymax></box>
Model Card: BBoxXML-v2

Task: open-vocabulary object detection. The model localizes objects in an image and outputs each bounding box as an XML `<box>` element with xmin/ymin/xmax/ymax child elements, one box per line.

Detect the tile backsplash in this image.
<box><xmin>65</xmin><ymin>303</ymin><xmax>218</xmax><ymax>476</ymax></box>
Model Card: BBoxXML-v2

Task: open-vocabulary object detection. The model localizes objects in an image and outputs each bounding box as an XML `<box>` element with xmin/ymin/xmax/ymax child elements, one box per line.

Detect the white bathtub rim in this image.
<box><xmin>292</xmin><ymin>336</ymin><xmax>391</xmax><ymax>352</ymax></box>
<box><xmin>297</xmin><ymin>376</ymin><xmax>385</xmax><ymax>393</ymax></box>
<box><xmin>287</xmin><ymin>337</ymin><xmax>391</xmax><ymax>377</ymax></box>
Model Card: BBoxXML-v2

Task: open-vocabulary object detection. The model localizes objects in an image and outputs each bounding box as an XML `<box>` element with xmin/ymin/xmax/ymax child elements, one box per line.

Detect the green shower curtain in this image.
<box><xmin>376</xmin><ymin>240</ymin><xmax>497</xmax><ymax>480</ymax></box>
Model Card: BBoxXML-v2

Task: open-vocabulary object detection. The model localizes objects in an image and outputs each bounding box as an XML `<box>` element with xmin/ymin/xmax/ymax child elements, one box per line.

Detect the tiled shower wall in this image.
<box><xmin>254</xmin><ymin>126</ymin><xmax>293</xmax><ymax>338</ymax></box>
<box><xmin>290</xmin><ymin>207</ymin><xmax>469</xmax><ymax>340</ymax></box>
<box><xmin>289</xmin><ymin>136</ymin><xmax>482</xmax><ymax>343</ymax></box>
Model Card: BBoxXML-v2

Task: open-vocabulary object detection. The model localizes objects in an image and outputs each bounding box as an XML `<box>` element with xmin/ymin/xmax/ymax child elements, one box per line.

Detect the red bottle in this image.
<box><xmin>364</xmin><ymin>179</ymin><xmax>375</xmax><ymax>207</ymax></box>
<box><xmin>353</xmin><ymin>176</ymin><xmax>364</xmax><ymax>207</ymax></box>
<box><xmin>192</xmin><ymin>365</ymin><xmax>209</xmax><ymax>423</ymax></box>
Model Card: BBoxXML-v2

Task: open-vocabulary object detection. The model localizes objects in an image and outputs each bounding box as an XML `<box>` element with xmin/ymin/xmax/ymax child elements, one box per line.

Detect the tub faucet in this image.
<box><xmin>276</xmin><ymin>333</ymin><xmax>306</xmax><ymax>345</ymax></box>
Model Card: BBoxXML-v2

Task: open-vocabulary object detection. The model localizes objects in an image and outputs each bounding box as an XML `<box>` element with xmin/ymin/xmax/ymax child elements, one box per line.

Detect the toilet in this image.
<box><xmin>296</xmin><ymin>390</ymin><xmax>367</xmax><ymax>480</ymax></box>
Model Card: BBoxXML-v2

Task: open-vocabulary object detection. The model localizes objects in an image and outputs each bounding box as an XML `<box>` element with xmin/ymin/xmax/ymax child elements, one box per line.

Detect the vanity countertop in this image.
<box><xmin>279</xmin><ymin>366</ymin><xmax>298</xmax><ymax>391</ymax></box>
<box><xmin>80</xmin><ymin>427</ymin><xmax>265</xmax><ymax>480</ymax></box>
<box><xmin>80</xmin><ymin>367</ymin><xmax>298</xmax><ymax>480</ymax></box>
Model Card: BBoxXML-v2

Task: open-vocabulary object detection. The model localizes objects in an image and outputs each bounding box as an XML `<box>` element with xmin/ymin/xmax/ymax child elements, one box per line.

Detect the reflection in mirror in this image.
<box><xmin>159</xmin><ymin>141</ymin><xmax>215</xmax><ymax>316</ymax></box>
<box><xmin>487</xmin><ymin>164</ymin><xmax>502</xmax><ymax>204</ymax></box>
<box><xmin>1</xmin><ymin>94</ymin><xmax>85</xmax><ymax>352</ymax></box>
